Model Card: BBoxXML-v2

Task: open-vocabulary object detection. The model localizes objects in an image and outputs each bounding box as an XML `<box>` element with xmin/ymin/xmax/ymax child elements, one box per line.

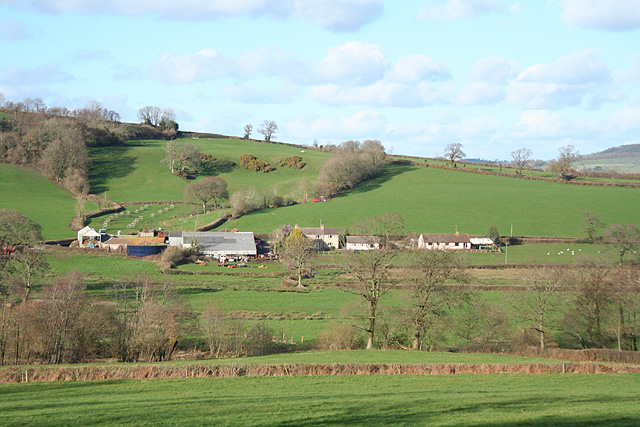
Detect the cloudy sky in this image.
<box><xmin>1</xmin><ymin>0</ymin><xmax>640</xmax><ymax>160</ymax></box>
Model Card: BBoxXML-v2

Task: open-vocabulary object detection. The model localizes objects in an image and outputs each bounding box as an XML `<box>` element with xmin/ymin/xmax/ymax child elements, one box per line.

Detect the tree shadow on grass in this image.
<box><xmin>198</xmin><ymin>159</ymin><xmax>236</xmax><ymax>177</ymax></box>
<box><xmin>89</xmin><ymin>145</ymin><xmax>136</xmax><ymax>195</ymax></box>
<box><xmin>337</xmin><ymin>163</ymin><xmax>418</xmax><ymax>198</ymax></box>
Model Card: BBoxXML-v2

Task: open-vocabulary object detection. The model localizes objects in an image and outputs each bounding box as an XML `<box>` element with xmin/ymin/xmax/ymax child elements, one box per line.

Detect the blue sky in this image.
<box><xmin>1</xmin><ymin>0</ymin><xmax>640</xmax><ymax>160</ymax></box>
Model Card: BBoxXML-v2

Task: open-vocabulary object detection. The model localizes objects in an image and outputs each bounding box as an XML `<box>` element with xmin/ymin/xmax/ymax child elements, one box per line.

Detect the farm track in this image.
<box><xmin>3</xmin><ymin>362</ymin><xmax>640</xmax><ymax>384</ymax></box>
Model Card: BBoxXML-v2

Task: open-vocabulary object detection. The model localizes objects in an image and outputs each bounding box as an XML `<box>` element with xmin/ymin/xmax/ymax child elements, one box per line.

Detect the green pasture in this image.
<box><xmin>224</xmin><ymin>163</ymin><xmax>640</xmax><ymax>236</ymax></box>
<box><xmin>576</xmin><ymin>158</ymin><xmax>640</xmax><ymax>175</ymax></box>
<box><xmin>0</xmin><ymin>164</ymin><xmax>78</xmax><ymax>240</ymax></box>
<box><xmin>2</xmin><ymin>373</ymin><xmax>640</xmax><ymax>426</ymax></box>
<box><xmin>89</xmin><ymin>138</ymin><xmax>329</xmax><ymax>202</ymax></box>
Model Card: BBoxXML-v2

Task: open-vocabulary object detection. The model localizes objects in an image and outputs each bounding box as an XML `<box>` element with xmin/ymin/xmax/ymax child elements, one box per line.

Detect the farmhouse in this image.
<box><xmin>345</xmin><ymin>235</ymin><xmax>380</xmax><ymax>251</ymax></box>
<box><xmin>173</xmin><ymin>231</ymin><xmax>257</xmax><ymax>257</ymax></box>
<box><xmin>298</xmin><ymin>224</ymin><xmax>339</xmax><ymax>250</ymax></box>
<box><xmin>418</xmin><ymin>232</ymin><xmax>471</xmax><ymax>250</ymax></box>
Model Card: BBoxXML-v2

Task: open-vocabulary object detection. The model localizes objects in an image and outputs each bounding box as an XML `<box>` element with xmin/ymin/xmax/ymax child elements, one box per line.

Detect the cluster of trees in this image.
<box><xmin>229</xmin><ymin>187</ymin><xmax>295</xmax><ymax>217</ymax></box>
<box><xmin>316</xmin><ymin>140</ymin><xmax>387</xmax><ymax>196</ymax></box>
<box><xmin>183</xmin><ymin>176</ymin><xmax>228</xmax><ymax>213</ymax></box>
<box><xmin>0</xmin><ymin>95</ymin><xmax>121</xmax><ymax>123</ymax></box>
<box><xmin>137</xmin><ymin>106</ymin><xmax>178</xmax><ymax>132</ymax></box>
<box><xmin>239</xmin><ymin>154</ymin><xmax>274</xmax><ymax>173</ymax></box>
<box><xmin>0</xmin><ymin>115</ymin><xmax>92</xmax><ymax>194</ymax></box>
<box><xmin>242</xmin><ymin>121</ymin><xmax>278</xmax><ymax>142</ymax></box>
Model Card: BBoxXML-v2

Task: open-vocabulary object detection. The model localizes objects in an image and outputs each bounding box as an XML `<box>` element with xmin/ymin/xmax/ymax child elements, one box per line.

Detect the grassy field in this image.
<box><xmin>2</xmin><ymin>373</ymin><xmax>640</xmax><ymax>426</ymax></box>
<box><xmin>89</xmin><ymin>138</ymin><xmax>329</xmax><ymax>202</ymax></box>
<box><xmin>223</xmin><ymin>163</ymin><xmax>640</xmax><ymax>236</ymax></box>
<box><xmin>0</xmin><ymin>164</ymin><xmax>78</xmax><ymax>240</ymax></box>
<box><xmin>576</xmin><ymin>158</ymin><xmax>640</xmax><ymax>175</ymax></box>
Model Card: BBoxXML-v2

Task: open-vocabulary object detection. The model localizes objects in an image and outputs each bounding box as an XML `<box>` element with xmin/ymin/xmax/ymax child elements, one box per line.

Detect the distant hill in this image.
<box><xmin>575</xmin><ymin>144</ymin><xmax>640</xmax><ymax>174</ymax></box>
<box><xmin>582</xmin><ymin>144</ymin><xmax>640</xmax><ymax>160</ymax></box>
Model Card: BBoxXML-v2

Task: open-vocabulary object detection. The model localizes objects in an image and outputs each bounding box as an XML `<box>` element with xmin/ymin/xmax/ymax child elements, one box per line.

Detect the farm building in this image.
<box><xmin>298</xmin><ymin>224</ymin><xmax>339</xmax><ymax>250</ymax></box>
<box><xmin>345</xmin><ymin>236</ymin><xmax>380</xmax><ymax>251</ymax></box>
<box><xmin>418</xmin><ymin>232</ymin><xmax>471</xmax><ymax>250</ymax></box>
<box><xmin>176</xmin><ymin>231</ymin><xmax>257</xmax><ymax>257</ymax></box>
<box><xmin>470</xmin><ymin>237</ymin><xmax>494</xmax><ymax>250</ymax></box>
<box><xmin>77</xmin><ymin>226</ymin><xmax>105</xmax><ymax>247</ymax></box>
<box><xmin>102</xmin><ymin>236</ymin><xmax>166</xmax><ymax>252</ymax></box>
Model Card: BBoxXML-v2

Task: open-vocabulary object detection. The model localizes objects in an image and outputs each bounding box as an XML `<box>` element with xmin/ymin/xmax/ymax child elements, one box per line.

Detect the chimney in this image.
<box><xmin>321</xmin><ymin>224</ymin><xmax>325</xmax><ymax>233</ymax></box>
<box><xmin>455</xmin><ymin>230</ymin><xmax>460</xmax><ymax>236</ymax></box>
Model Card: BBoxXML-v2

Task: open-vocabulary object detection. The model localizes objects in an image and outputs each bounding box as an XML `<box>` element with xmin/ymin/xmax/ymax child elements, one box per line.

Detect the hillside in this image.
<box><xmin>2</xmin><ymin>133</ymin><xmax>640</xmax><ymax>239</ymax></box>
<box><xmin>575</xmin><ymin>144</ymin><xmax>640</xmax><ymax>174</ymax></box>
<box><xmin>221</xmin><ymin>162</ymin><xmax>640</xmax><ymax>237</ymax></box>
<box><xmin>89</xmin><ymin>138</ymin><xmax>329</xmax><ymax>202</ymax></box>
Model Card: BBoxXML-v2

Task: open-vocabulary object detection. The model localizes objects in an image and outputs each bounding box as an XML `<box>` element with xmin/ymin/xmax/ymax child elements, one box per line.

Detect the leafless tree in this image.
<box><xmin>612</xmin><ymin>265</ymin><xmax>640</xmax><ymax>351</ymax></box>
<box><xmin>547</xmin><ymin>145</ymin><xmax>580</xmax><ymax>180</ymax></box>
<box><xmin>509</xmin><ymin>268</ymin><xmax>562</xmax><ymax>350</ymax></box>
<box><xmin>444</xmin><ymin>142</ymin><xmax>465</xmax><ymax>166</ymax></box>
<box><xmin>408</xmin><ymin>250</ymin><xmax>467</xmax><ymax>350</ymax></box>
<box><xmin>511</xmin><ymin>148</ymin><xmax>533</xmax><ymax>175</ymax></box>
<box><xmin>183</xmin><ymin>176</ymin><xmax>228</xmax><ymax>213</ymax></box>
<box><xmin>345</xmin><ymin>213</ymin><xmax>403</xmax><ymax>349</ymax></box>
<box><xmin>604</xmin><ymin>223</ymin><xmax>640</xmax><ymax>265</ymax></box>
<box><xmin>243</xmin><ymin>124</ymin><xmax>253</xmax><ymax>139</ymax></box>
<box><xmin>282</xmin><ymin>227</ymin><xmax>315</xmax><ymax>288</ymax></box>
<box><xmin>258</xmin><ymin>120</ymin><xmax>277</xmax><ymax>142</ymax></box>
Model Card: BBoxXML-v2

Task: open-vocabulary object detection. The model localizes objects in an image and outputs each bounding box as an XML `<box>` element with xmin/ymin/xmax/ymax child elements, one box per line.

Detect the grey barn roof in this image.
<box><xmin>182</xmin><ymin>232</ymin><xmax>257</xmax><ymax>255</ymax></box>
<box><xmin>420</xmin><ymin>233</ymin><xmax>471</xmax><ymax>244</ymax></box>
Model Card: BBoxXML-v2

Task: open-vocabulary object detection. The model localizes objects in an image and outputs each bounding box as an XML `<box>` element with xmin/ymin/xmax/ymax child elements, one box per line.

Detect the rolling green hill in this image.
<box><xmin>222</xmin><ymin>162</ymin><xmax>640</xmax><ymax>237</ymax></box>
<box><xmin>3</xmin><ymin>136</ymin><xmax>640</xmax><ymax>239</ymax></box>
<box><xmin>89</xmin><ymin>138</ymin><xmax>329</xmax><ymax>202</ymax></box>
<box><xmin>0</xmin><ymin>164</ymin><xmax>78</xmax><ymax>240</ymax></box>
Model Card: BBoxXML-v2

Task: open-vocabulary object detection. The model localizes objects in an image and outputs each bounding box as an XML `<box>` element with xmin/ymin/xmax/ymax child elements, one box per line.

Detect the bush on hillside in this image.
<box><xmin>239</xmin><ymin>154</ymin><xmax>274</xmax><ymax>172</ymax></box>
<box><xmin>278</xmin><ymin>155</ymin><xmax>306</xmax><ymax>169</ymax></box>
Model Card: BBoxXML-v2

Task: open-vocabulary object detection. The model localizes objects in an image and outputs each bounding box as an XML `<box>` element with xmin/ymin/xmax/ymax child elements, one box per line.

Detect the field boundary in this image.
<box><xmin>392</xmin><ymin>159</ymin><xmax>640</xmax><ymax>188</ymax></box>
<box><xmin>2</xmin><ymin>362</ymin><xmax>640</xmax><ymax>384</ymax></box>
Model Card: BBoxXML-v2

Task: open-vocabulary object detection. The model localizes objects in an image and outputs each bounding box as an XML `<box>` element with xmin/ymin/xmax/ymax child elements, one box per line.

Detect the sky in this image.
<box><xmin>1</xmin><ymin>0</ymin><xmax>640</xmax><ymax>160</ymax></box>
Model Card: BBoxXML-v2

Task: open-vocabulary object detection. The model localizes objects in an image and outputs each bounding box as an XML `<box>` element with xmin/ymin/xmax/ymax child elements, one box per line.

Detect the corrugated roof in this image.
<box><xmin>183</xmin><ymin>232</ymin><xmax>256</xmax><ymax>254</ymax></box>
<box><xmin>420</xmin><ymin>233</ymin><xmax>471</xmax><ymax>244</ymax></box>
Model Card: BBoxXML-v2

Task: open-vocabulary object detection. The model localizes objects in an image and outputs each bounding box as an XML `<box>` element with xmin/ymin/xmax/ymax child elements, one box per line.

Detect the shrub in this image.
<box><xmin>278</xmin><ymin>155</ymin><xmax>306</xmax><ymax>169</ymax></box>
<box><xmin>239</xmin><ymin>154</ymin><xmax>273</xmax><ymax>172</ymax></box>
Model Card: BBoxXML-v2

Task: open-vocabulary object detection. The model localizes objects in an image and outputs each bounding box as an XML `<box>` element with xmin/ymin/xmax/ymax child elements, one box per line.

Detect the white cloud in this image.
<box><xmin>560</xmin><ymin>0</ymin><xmax>640</xmax><ymax>31</ymax></box>
<box><xmin>6</xmin><ymin>0</ymin><xmax>382</xmax><ymax>31</ymax></box>
<box><xmin>418</xmin><ymin>0</ymin><xmax>499</xmax><ymax>21</ymax></box>
<box><xmin>310</xmin><ymin>81</ymin><xmax>450</xmax><ymax>107</ymax></box>
<box><xmin>506</xmin><ymin>50</ymin><xmax>612</xmax><ymax>109</ymax></box>
<box><xmin>222</xmin><ymin>85</ymin><xmax>296</xmax><ymax>103</ymax></box>
<box><xmin>294</xmin><ymin>0</ymin><xmax>384</xmax><ymax>31</ymax></box>
<box><xmin>516</xmin><ymin>49</ymin><xmax>610</xmax><ymax>85</ymax></box>
<box><xmin>455</xmin><ymin>82</ymin><xmax>504</xmax><ymax>105</ymax></box>
<box><xmin>470</xmin><ymin>56</ymin><xmax>520</xmax><ymax>84</ymax></box>
<box><xmin>387</xmin><ymin>54</ymin><xmax>451</xmax><ymax>83</ymax></box>
<box><xmin>151</xmin><ymin>49</ymin><xmax>236</xmax><ymax>84</ymax></box>
<box><xmin>286</xmin><ymin>110</ymin><xmax>388</xmax><ymax>141</ymax></box>
<box><xmin>316</xmin><ymin>42</ymin><xmax>388</xmax><ymax>86</ymax></box>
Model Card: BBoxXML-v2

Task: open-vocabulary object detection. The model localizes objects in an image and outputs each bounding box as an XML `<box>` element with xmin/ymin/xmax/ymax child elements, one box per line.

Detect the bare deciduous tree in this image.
<box><xmin>408</xmin><ymin>250</ymin><xmax>467</xmax><ymax>350</ymax></box>
<box><xmin>258</xmin><ymin>120</ymin><xmax>277</xmax><ymax>142</ymax></box>
<box><xmin>243</xmin><ymin>124</ymin><xmax>253</xmax><ymax>139</ymax></box>
<box><xmin>511</xmin><ymin>148</ymin><xmax>533</xmax><ymax>175</ymax></box>
<box><xmin>282</xmin><ymin>227</ymin><xmax>315</xmax><ymax>288</ymax></box>
<box><xmin>604</xmin><ymin>223</ymin><xmax>640</xmax><ymax>265</ymax></box>
<box><xmin>509</xmin><ymin>268</ymin><xmax>562</xmax><ymax>350</ymax></box>
<box><xmin>547</xmin><ymin>145</ymin><xmax>580</xmax><ymax>180</ymax></box>
<box><xmin>184</xmin><ymin>176</ymin><xmax>229</xmax><ymax>213</ymax></box>
<box><xmin>444</xmin><ymin>142</ymin><xmax>465</xmax><ymax>166</ymax></box>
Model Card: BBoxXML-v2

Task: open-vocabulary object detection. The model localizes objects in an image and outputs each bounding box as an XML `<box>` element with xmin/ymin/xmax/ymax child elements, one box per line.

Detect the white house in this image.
<box><xmin>418</xmin><ymin>232</ymin><xmax>471</xmax><ymax>250</ymax></box>
<box><xmin>345</xmin><ymin>236</ymin><xmax>380</xmax><ymax>251</ymax></box>
<box><xmin>298</xmin><ymin>224</ymin><xmax>339</xmax><ymax>250</ymax></box>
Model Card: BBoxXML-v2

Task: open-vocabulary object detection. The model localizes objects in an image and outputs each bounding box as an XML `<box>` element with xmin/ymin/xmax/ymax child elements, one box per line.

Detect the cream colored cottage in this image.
<box><xmin>418</xmin><ymin>232</ymin><xmax>471</xmax><ymax>250</ymax></box>
<box><xmin>298</xmin><ymin>224</ymin><xmax>339</xmax><ymax>250</ymax></box>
